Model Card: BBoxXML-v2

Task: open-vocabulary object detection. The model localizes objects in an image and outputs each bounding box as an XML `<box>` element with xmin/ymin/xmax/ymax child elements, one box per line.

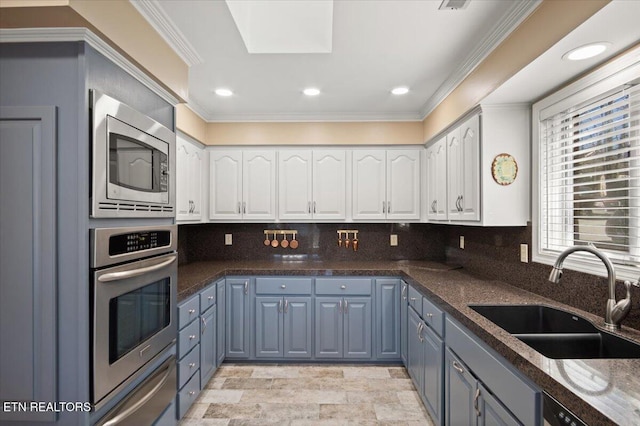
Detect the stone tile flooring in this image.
<box><xmin>180</xmin><ymin>364</ymin><xmax>435</xmax><ymax>425</ymax></box>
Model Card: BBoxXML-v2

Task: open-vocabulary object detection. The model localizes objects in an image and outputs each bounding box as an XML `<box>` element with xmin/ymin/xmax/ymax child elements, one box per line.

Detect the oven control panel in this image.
<box><xmin>109</xmin><ymin>230</ymin><xmax>171</xmax><ymax>256</ymax></box>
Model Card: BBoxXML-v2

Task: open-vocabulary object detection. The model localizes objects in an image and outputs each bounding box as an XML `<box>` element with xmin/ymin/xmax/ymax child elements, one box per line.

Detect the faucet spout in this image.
<box><xmin>550</xmin><ymin>245</ymin><xmax>626</xmax><ymax>330</ymax></box>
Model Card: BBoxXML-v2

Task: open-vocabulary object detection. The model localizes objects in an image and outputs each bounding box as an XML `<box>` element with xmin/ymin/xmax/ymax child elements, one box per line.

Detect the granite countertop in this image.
<box><xmin>178</xmin><ymin>260</ymin><xmax>640</xmax><ymax>425</ymax></box>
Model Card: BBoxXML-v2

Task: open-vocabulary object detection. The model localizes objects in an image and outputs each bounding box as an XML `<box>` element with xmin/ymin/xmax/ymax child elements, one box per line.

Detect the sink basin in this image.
<box><xmin>469</xmin><ymin>304</ymin><xmax>640</xmax><ymax>359</ymax></box>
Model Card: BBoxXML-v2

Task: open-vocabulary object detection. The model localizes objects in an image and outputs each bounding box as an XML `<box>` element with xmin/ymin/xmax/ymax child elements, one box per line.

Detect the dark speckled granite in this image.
<box><xmin>177</xmin><ymin>260</ymin><xmax>640</xmax><ymax>426</ymax></box>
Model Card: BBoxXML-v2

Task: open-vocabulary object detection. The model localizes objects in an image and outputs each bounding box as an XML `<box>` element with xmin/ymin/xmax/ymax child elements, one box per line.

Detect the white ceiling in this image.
<box><xmin>134</xmin><ymin>0</ymin><xmax>639</xmax><ymax>122</ymax></box>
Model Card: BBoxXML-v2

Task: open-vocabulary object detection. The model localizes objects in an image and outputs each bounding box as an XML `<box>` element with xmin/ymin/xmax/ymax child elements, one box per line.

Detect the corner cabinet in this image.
<box><xmin>209</xmin><ymin>150</ymin><xmax>276</xmax><ymax>221</ymax></box>
<box><xmin>176</xmin><ymin>132</ymin><xmax>204</xmax><ymax>222</ymax></box>
<box><xmin>352</xmin><ymin>149</ymin><xmax>421</xmax><ymax>221</ymax></box>
<box><xmin>225</xmin><ymin>278</ymin><xmax>251</xmax><ymax>358</ymax></box>
<box><xmin>278</xmin><ymin>149</ymin><xmax>346</xmax><ymax>221</ymax></box>
<box><xmin>424</xmin><ymin>104</ymin><xmax>530</xmax><ymax>226</ymax></box>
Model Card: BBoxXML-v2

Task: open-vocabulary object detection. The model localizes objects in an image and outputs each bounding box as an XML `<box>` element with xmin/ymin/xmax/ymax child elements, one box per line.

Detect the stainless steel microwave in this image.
<box><xmin>90</xmin><ymin>90</ymin><xmax>175</xmax><ymax>218</ymax></box>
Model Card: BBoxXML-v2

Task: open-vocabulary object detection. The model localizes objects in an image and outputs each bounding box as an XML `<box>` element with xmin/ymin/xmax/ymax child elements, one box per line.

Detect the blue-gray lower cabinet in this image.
<box><xmin>200</xmin><ymin>305</ymin><xmax>217</xmax><ymax>387</ymax></box>
<box><xmin>375</xmin><ymin>278</ymin><xmax>401</xmax><ymax>359</ymax></box>
<box><xmin>216</xmin><ymin>280</ymin><xmax>226</xmax><ymax>366</ymax></box>
<box><xmin>255</xmin><ymin>296</ymin><xmax>313</xmax><ymax>359</ymax></box>
<box><xmin>407</xmin><ymin>308</ymin><xmax>425</xmax><ymax>392</ymax></box>
<box><xmin>315</xmin><ymin>297</ymin><xmax>372</xmax><ymax>359</ymax></box>
<box><xmin>400</xmin><ymin>281</ymin><xmax>409</xmax><ymax>365</ymax></box>
<box><xmin>226</xmin><ymin>278</ymin><xmax>251</xmax><ymax>359</ymax></box>
<box><xmin>445</xmin><ymin>348</ymin><xmax>476</xmax><ymax>426</ymax></box>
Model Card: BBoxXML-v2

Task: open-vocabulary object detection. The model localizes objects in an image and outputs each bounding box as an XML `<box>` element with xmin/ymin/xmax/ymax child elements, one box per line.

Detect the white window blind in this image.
<box><xmin>540</xmin><ymin>82</ymin><xmax>640</xmax><ymax>267</ymax></box>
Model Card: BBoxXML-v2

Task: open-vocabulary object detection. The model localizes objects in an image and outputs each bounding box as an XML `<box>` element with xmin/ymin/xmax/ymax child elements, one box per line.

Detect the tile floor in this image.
<box><xmin>180</xmin><ymin>364</ymin><xmax>435</xmax><ymax>425</ymax></box>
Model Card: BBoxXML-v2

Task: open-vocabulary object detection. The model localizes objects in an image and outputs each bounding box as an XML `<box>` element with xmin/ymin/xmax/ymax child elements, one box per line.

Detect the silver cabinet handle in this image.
<box><xmin>401</xmin><ymin>285</ymin><xmax>407</xmax><ymax>301</ymax></box>
<box><xmin>313</xmin><ymin>201</ymin><xmax>317</xmax><ymax>214</ymax></box>
<box><xmin>244</xmin><ymin>281</ymin><xmax>248</xmax><ymax>295</ymax></box>
<box><xmin>417</xmin><ymin>322</ymin><xmax>424</xmax><ymax>342</ymax></box>
<box><xmin>98</xmin><ymin>255</ymin><xmax>176</xmax><ymax>282</ymax></box>
<box><xmin>201</xmin><ymin>316</ymin><xmax>207</xmax><ymax>334</ymax></box>
<box><xmin>425</xmin><ymin>313</ymin><xmax>434</xmax><ymax>318</ymax></box>
<box><xmin>383</xmin><ymin>201</ymin><xmax>386</xmax><ymax>213</ymax></box>
<box><xmin>284</xmin><ymin>299</ymin><xmax>289</xmax><ymax>313</ymax></box>
<box><xmin>281</xmin><ymin>284</ymin><xmax>286</xmax><ymax>289</ymax></box>
<box><xmin>208</xmin><ymin>296</ymin><xmax>214</xmax><ymax>301</ymax></box>
<box><xmin>387</xmin><ymin>201</ymin><xmax>390</xmax><ymax>213</ymax></box>
<box><xmin>341</xmin><ymin>285</ymin><xmax>346</xmax><ymax>290</ymax></box>
<box><xmin>338</xmin><ymin>299</ymin><xmax>342</xmax><ymax>313</ymax></box>
<box><xmin>452</xmin><ymin>360</ymin><xmax>464</xmax><ymax>374</ymax></box>
<box><xmin>189</xmin><ymin>335</ymin><xmax>196</xmax><ymax>340</ymax></box>
<box><xmin>343</xmin><ymin>299</ymin><xmax>348</xmax><ymax>314</ymax></box>
<box><xmin>308</xmin><ymin>201</ymin><xmax>311</xmax><ymax>214</ymax></box>
<box><xmin>279</xmin><ymin>299</ymin><xmax>283</xmax><ymax>313</ymax></box>
<box><xmin>237</xmin><ymin>202</ymin><xmax>241</xmax><ymax>214</ymax></box>
<box><xmin>410</xmin><ymin>297</ymin><xmax>416</xmax><ymax>302</ymax></box>
<box><xmin>188</xmin><ymin>309</ymin><xmax>196</xmax><ymax>314</ymax></box>
<box><xmin>189</xmin><ymin>363</ymin><xmax>196</xmax><ymax>368</ymax></box>
<box><xmin>189</xmin><ymin>391</ymin><xmax>196</xmax><ymax>396</ymax></box>
<box><xmin>474</xmin><ymin>388</ymin><xmax>481</xmax><ymax>417</ymax></box>
<box><xmin>243</xmin><ymin>201</ymin><xmax>246</xmax><ymax>214</ymax></box>
<box><xmin>459</xmin><ymin>195</ymin><xmax>464</xmax><ymax>212</ymax></box>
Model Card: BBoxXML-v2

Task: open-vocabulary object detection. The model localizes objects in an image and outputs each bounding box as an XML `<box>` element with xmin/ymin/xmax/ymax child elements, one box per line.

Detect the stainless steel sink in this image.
<box><xmin>469</xmin><ymin>304</ymin><xmax>640</xmax><ymax>359</ymax></box>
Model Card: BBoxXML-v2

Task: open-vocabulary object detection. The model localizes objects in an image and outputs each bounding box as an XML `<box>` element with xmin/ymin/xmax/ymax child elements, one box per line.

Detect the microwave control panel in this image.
<box><xmin>109</xmin><ymin>230</ymin><xmax>171</xmax><ymax>256</ymax></box>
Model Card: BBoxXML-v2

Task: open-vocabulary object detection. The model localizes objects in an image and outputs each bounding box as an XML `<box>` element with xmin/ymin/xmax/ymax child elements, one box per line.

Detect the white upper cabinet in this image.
<box><xmin>424</xmin><ymin>105</ymin><xmax>530</xmax><ymax>226</ymax></box>
<box><xmin>447</xmin><ymin>114</ymin><xmax>480</xmax><ymax>221</ymax></box>
<box><xmin>278</xmin><ymin>149</ymin><xmax>346</xmax><ymax>221</ymax></box>
<box><xmin>352</xmin><ymin>149</ymin><xmax>421</xmax><ymax>221</ymax></box>
<box><xmin>210</xmin><ymin>149</ymin><xmax>276</xmax><ymax>220</ymax></box>
<box><xmin>176</xmin><ymin>132</ymin><xmax>204</xmax><ymax>222</ymax></box>
<box><xmin>425</xmin><ymin>137</ymin><xmax>448</xmax><ymax>221</ymax></box>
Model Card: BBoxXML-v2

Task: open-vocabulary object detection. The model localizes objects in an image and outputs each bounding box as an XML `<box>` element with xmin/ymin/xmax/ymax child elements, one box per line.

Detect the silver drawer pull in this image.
<box><xmin>410</xmin><ymin>297</ymin><xmax>416</xmax><ymax>302</ymax></box>
<box><xmin>425</xmin><ymin>313</ymin><xmax>434</xmax><ymax>318</ymax></box>
<box><xmin>208</xmin><ymin>296</ymin><xmax>214</xmax><ymax>300</ymax></box>
<box><xmin>188</xmin><ymin>309</ymin><xmax>196</xmax><ymax>314</ymax></box>
<box><xmin>189</xmin><ymin>391</ymin><xmax>196</xmax><ymax>396</ymax></box>
<box><xmin>189</xmin><ymin>335</ymin><xmax>196</xmax><ymax>340</ymax></box>
<box><xmin>341</xmin><ymin>285</ymin><xmax>346</xmax><ymax>289</ymax></box>
<box><xmin>453</xmin><ymin>361</ymin><xmax>464</xmax><ymax>374</ymax></box>
<box><xmin>189</xmin><ymin>363</ymin><xmax>196</xmax><ymax>368</ymax></box>
<box><xmin>281</xmin><ymin>284</ymin><xmax>286</xmax><ymax>289</ymax></box>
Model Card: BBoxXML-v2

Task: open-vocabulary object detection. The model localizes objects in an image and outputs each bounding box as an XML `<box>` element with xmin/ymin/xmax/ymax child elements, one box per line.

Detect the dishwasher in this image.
<box><xmin>543</xmin><ymin>391</ymin><xmax>587</xmax><ymax>426</ymax></box>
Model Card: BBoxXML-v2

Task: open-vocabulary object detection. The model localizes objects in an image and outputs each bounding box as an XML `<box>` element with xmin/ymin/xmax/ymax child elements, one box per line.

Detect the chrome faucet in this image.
<box><xmin>548</xmin><ymin>245</ymin><xmax>632</xmax><ymax>331</ymax></box>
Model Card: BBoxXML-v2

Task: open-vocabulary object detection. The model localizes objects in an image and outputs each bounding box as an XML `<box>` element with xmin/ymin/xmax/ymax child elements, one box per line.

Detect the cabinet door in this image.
<box><xmin>376</xmin><ymin>279</ymin><xmax>400</xmax><ymax>359</ymax></box>
<box><xmin>344</xmin><ymin>297</ymin><xmax>372</xmax><ymax>359</ymax></box>
<box><xmin>243</xmin><ymin>150</ymin><xmax>276</xmax><ymax>220</ymax></box>
<box><xmin>189</xmin><ymin>148</ymin><xmax>203</xmax><ymax>219</ymax></box>
<box><xmin>407</xmin><ymin>308</ymin><xmax>424</xmax><ymax>392</ymax></box>
<box><xmin>283</xmin><ymin>297</ymin><xmax>312</xmax><ymax>358</ymax></box>
<box><xmin>255</xmin><ymin>297</ymin><xmax>283</xmax><ymax>358</ymax></box>
<box><xmin>352</xmin><ymin>150</ymin><xmax>386</xmax><ymax>220</ymax></box>
<box><xmin>446</xmin><ymin>127</ymin><xmax>463</xmax><ymax>219</ymax></box>
<box><xmin>226</xmin><ymin>279</ymin><xmax>250</xmax><ymax>358</ymax></box>
<box><xmin>400</xmin><ymin>281</ymin><xmax>408</xmax><ymax>365</ymax></box>
<box><xmin>210</xmin><ymin>150</ymin><xmax>242</xmax><ymax>220</ymax></box>
<box><xmin>279</xmin><ymin>150</ymin><xmax>312</xmax><ymax>220</ymax></box>
<box><xmin>200</xmin><ymin>306</ymin><xmax>216</xmax><ymax>388</ymax></box>
<box><xmin>176</xmin><ymin>137</ymin><xmax>191</xmax><ymax>219</ymax></box>
<box><xmin>478</xmin><ymin>383</ymin><xmax>519</xmax><ymax>426</ymax></box>
<box><xmin>216</xmin><ymin>281</ymin><xmax>226</xmax><ymax>366</ymax></box>
<box><xmin>0</xmin><ymin>107</ymin><xmax>57</xmax><ymax>423</ymax></box>
<box><xmin>315</xmin><ymin>297</ymin><xmax>343</xmax><ymax>358</ymax></box>
<box><xmin>458</xmin><ymin>114</ymin><xmax>480</xmax><ymax>221</ymax></box>
<box><xmin>423</xmin><ymin>324</ymin><xmax>444</xmax><ymax>425</ymax></box>
<box><xmin>313</xmin><ymin>150</ymin><xmax>346</xmax><ymax>220</ymax></box>
<box><xmin>445</xmin><ymin>348</ymin><xmax>477</xmax><ymax>426</ymax></box>
<box><xmin>425</xmin><ymin>137</ymin><xmax>448</xmax><ymax>221</ymax></box>
<box><xmin>387</xmin><ymin>150</ymin><xmax>421</xmax><ymax>220</ymax></box>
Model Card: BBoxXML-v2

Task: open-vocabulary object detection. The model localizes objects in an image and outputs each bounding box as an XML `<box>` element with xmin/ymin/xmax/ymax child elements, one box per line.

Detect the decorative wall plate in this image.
<box><xmin>491</xmin><ymin>153</ymin><xmax>518</xmax><ymax>186</ymax></box>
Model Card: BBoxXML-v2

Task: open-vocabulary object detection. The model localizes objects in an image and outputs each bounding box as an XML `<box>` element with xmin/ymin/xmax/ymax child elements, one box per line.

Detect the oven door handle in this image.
<box><xmin>98</xmin><ymin>255</ymin><xmax>177</xmax><ymax>282</ymax></box>
<box><xmin>101</xmin><ymin>355</ymin><xmax>176</xmax><ymax>426</ymax></box>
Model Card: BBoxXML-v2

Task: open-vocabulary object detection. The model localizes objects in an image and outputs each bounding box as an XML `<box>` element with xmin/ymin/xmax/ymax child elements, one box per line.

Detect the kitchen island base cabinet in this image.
<box><xmin>226</xmin><ymin>278</ymin><xmax>251</xmax><ymax>359</ymax></box>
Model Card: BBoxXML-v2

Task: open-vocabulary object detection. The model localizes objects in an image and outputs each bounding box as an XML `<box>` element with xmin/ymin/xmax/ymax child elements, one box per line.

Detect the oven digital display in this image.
<box><xmin>108</xmin><ymin>278</ymin><xmax>171</xmax><ymax>364</ymax></box>
<box><xmin>109</xmin><ymin>231</ymin><xmax>171</xmax><ymax>256</ymax></box>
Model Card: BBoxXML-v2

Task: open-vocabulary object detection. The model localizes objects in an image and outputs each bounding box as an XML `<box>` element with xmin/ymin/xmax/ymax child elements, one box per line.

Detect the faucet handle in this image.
<box><xmin>632</xmin><ymin>278</ymin><xmax>640</xmax><ymax>288</ymax></box>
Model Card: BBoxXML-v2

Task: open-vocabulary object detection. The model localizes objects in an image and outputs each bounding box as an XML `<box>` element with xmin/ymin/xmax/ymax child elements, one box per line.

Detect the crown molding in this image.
<box><xmin>205</xmin><ymin>111</ymin><xmax>424</xmax><ymax>123</ymax></box>
<box><xmin>129</xmin><ymin>0</ymin><xmax>203</xmax><ymax>67</ymax></box>
<box><xmin>419</xmin><ymin>0</ymin><xmax>542</xmax><ymax>119</ymax></box>
<box><xmin>0</xmin><ymin>27</ymin><xmax>180</xmax><ymax>105</ymax></box>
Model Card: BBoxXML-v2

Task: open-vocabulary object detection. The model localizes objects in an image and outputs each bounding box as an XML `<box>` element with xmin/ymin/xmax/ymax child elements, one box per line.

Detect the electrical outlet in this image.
<box><xmin>520</xmin><ymin>244</ymin><xmax>529</xmax><ymax>263</ymax></box>
<box><xmin>459</xmin><ymin>236</ymin><xmax>465</xmax><ymax>249</ymax></box>
<box><xmin>390</xmin><ymin>234</ymin><xmax>398</xmax><ymax>246</ymax></box>
<box><xmin>225</xmin><ymin>234</ymin><xmax>233</xmax><ymax>245</ymax></box>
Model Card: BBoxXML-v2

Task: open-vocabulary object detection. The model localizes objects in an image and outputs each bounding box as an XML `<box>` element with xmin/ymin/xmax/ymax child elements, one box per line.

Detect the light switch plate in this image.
<box><xmin>520</xmin><ymin>244</ymin><xmax>528</xmax><ymax>263</ymax></box>
<box><xmin>459</xmin><ymin>236</ymin><xmax>465</xmax><ymax>249</ymax></box>
<box><xmin>390</xmin><ymin>234</ymin><xmax>398</xmax><ymax>246</ymax></box>
<box><xmin>225</xmin><ymin>234</ymin><xmax>233</xmax><ymax>245</ymax></box>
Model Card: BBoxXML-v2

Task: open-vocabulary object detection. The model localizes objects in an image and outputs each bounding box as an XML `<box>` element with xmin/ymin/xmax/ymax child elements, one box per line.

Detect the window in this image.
<box><xmin>533</xmin><ymin>50</ymin><xmax>640</xmax><ymax>281</ymax></box>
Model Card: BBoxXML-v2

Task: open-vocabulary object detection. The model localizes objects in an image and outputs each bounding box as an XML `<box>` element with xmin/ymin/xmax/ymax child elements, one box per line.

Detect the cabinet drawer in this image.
<box><xmin>200</xmin><ymin>284</ymin><xmax>217</xmax><ymax>313</ymax></box>
<box><xmin>178</xmin><ymin>344</ymin><xmax>200</xmax><ymax>389</ymax></box>
<box><xmin>178</xmin><ymin>319</ymin><xmax>200</xmax><ymax>359</ymax></box>
<box><xmin>408</xmin><ymin>286</ymin><xmax>422</xmax><ymax>316</ymax></box>
<box><xmin>178</xmin><ymin>295</ymin><xmax>200</xmax><ymax>330</ymax></box>
<box><xmin>256</xmin><ymin>277</ymin><xmax>312</xmax><ymax>295</ymax></box>
<box><xmin>315</xmin><ymin>278</ymin><xmax>372</xmax><ymax>295</ymax></box>
<box><xmin>446</xmin><ymin>317</ymin><xmax>540</xmax><ymax>426</ymax></box>
<box><xmin>422</xmin><ymin>296</ymin><xmax>444</xmax><ymax>337</ymax></box>
<box><xmin>177</xmin><ymin>371</ymin><xmax>200</xmax><ymax>420</ymax></box>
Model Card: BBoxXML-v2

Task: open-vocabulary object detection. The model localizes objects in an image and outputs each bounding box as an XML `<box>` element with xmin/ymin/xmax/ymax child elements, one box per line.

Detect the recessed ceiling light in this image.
<box><xmin>391</xmin><ymin>87</ymin><xmax>409</xmax><ymax>95</ymax></box>
<box><xmin>303</xmin><ymin>88</ymin><xmax>321</xmax><ymax>96</ymax></box>
<box><xmin>562</xmin><ymin>43</ymin><xmax>610</xmax><ymax>61</ymax></box>
<box><xmin>215</xmin><ymin>88</ymin><xmax>233</xmax><ymax>97</ymax></box>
